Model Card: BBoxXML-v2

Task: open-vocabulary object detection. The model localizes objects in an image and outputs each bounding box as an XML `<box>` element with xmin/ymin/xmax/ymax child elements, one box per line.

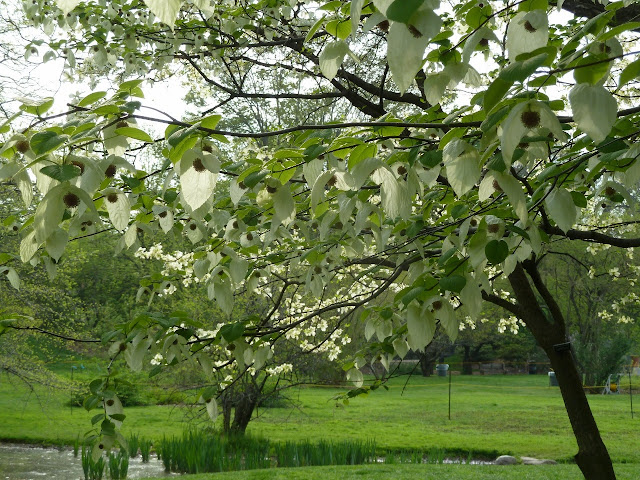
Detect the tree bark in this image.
<box><xmin>507</xmin><ymin>262</ymin><xmax>615</xmax><ymax>480</ymax></box>
<box><xmin>230</xmin><ymin>391</ymin><xmax>258</xmax><ymax>433</ymax></box>
<box><xmin>462</xmin><ymin>345</ymin><xmax>473</xmax><ymax>375</ymax></box>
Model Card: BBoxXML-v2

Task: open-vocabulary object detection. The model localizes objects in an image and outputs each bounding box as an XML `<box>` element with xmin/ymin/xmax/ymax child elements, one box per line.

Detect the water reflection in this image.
<box><xmin>0</xmin><ymin>443</ymin><xmax>170</xmax><ymax>480</ymax></box>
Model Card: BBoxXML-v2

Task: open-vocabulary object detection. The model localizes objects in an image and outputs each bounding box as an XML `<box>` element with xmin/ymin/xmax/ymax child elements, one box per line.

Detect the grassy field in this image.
<box><xmin>1</xmin><ymin>372</ymin><xmax>639</xmax><ymax>478</ymax></box>
<box><xmin>140</xmin><ymin>464</ymin><xmax>640</xmax><ymax>480</ymax></box>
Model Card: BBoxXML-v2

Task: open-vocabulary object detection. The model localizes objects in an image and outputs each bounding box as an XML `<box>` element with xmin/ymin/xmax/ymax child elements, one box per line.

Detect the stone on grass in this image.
<box><xmin>521</xmin><ymin>456</ymin><xmax>557</xmax><ymax>465</ymax></box>
<box><xmin>494</xmin><ymin>455</ymin><xmax>517</xmax><ymax>465</ymax></box>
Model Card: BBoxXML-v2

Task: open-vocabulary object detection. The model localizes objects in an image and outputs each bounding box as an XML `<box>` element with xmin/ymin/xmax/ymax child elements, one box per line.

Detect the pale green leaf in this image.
<box><xmin>19</xmin><ymin>97</ymin><xmax>54</xmax><ymax>116</ymax></box>
<box><xmin>311</xmin><ymin>170</ymin><xmax>335</xmax><ymax>213</ymax></box>
<box><xmin>387</xmin><ymin>11</ymin><xmax>441</xmax><ymax>93</ymax></box>
<box><xmin>346</xmin><ymin>367</ymin><xmax>364</xmax><ymax>388</ymax></box>
<box><xmin>350</xmin><ymin>0</ymin><xmax>364</xmax><ymax>38</ymax></box>
<box><xmin>2</xmin><ymin>267</ymin><xmax>20</xmax><ymax>290</ymax></box>
<box><xmin>303</xmin><ymin>158</ymin><xmax>325</xmax><ymax>189</ymax></box>
<box><xmin>435</xmin><ymin>300</ymin><xmax>458</xmax><ymax>341</ymax></box>
<box><xmin>406</xmin><ymin>301</ymin><xmax>436</xmax><ymax>351</ymax></box>
<box><xmin>569</xmin><ymin>83</ymin><xmax>617</xmax><ymax>143</ymax></box>
<box><xmin>371</xmin><ymin>166</ymin><xmax>410</xmax><ymax>219</ymax></box>
<box><xmin>14</xmin><ymin>169</ymin><xmax>33</xmax><ymax>208</ymax></box>
<box><xmin>493</xmin><ymin>171</ymin><xmax>529</xmax><ymax>224</ymax></box>
<box><xmin>20</xmin><ymin>231</ymin><xmax>39</xmax><ymax>263</ymax></box>
<box><xmin>179</xmin><ymin>151</ymin><xmax>218</xmax><ymax>210</ymax></box>
<box><xmin>545</xmin><ymin>187</ymin><xmax>577</xmax><ymax>233</ymax></box>
<box><xmin>204</xmin><ymin>397</ymin><xmax>218</xmax><ymax>422</ymax></box>
<box><xmin>253</xmin><ymin>346</ymin><xmax>271</xmax><ymax>371</ymax></box>
<box><xmin>272</xmin><ymin>184</ymin><xmax>296</xmax><ymax>227</ymax></box>
<box><xmin>460</xmin><ymin>275</ymin><xmax>483</xmax><ymax>320</ymax></box>
<box><xmin>444</xmin><ymin>139</ymin><xmax>481</xmax><ymax>197</ymax></box>
<box><xmin>144</xmin><ymin>0</ymin><xmax>184</xmax><ymax>29</ymax></box>
<box><xmin>55</xmin><ymin>0</ymin><xmax>81</xmax><ymax>15</ymax></box>
<box><xmin>230</xmin><ymin>257</ymin><xmax>248</xmax><ymax>284</ymax></box>
<box><xmin>45</xmin><ymin>227</ymin><xmax>68</xmax><ymax>262</ymax></box>
<box><xmin>212</xmin><ymin>277</ymin><xmax>234</xmax><ymax>315</ymax></box>
<box><xmin>34</xmin><ymin>184</ymin><xmax>66</xmax><ymax>244</ymax></box>
<box><xmin>319</xmin><ymin>41</ymin><xmax>349</xmax><ymax>80</ymax></box>
<box><xmin>104</xmin><ymin>189</ymin><xmax>131</xmax><ymax>231</ymax></box>
<box><xmin>392</xmin><ymin>338</ymin><xmax>409</xmax><ymax>359</ymax></box>
<box><xmin>506</xmin><ymin>10</ymin><xmax>549</xmax><ymax>61</ymax></box>
<box><xmin>500</xmin><ymin>100</ymin><xmax>565</xmax><ymax>166</ymax></box>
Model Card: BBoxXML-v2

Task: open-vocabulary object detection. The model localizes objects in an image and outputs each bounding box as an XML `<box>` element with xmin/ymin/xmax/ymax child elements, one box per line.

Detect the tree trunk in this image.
<box><xmin>230</xmin><ymin>392</ymin><xmax>258</xmax><ymax>433</ymax></box>
<box><xmin>506</xmin><ymin>262</ymin><xmax>615</xmax><ymax>480</ymax></box>
<box><xmin>462</xmin><ymin>345</ymin><xmax>473</xmax><ymax>375</ymax></box>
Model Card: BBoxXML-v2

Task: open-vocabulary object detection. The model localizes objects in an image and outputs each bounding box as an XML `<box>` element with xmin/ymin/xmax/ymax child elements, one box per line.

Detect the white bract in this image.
<box><xmin>506</xmin><ymin>10</ymin><xmax>549</xmax><ymax>61</ymax></box>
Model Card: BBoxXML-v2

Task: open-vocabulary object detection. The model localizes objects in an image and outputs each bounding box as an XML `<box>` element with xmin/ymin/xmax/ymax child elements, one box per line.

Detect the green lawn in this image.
<box><xmin>140</xmin><ymin>464</ymin><xmax>640</xmax><ymax>480</ymax></box>
<box><xmin>1</xmin><ymin>372</ymin><xmax>638</xmax><ymax>469</ymax></box>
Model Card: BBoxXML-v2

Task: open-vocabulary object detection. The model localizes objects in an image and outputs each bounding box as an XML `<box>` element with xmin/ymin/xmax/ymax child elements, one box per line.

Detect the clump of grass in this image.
<box><xmin>73</xmin><ymin>435</ymin><xmax>80</xmax><ymax>458</ymax></box>
<box><xmin>127</xmin><ymin>434</ymin><xmax>139</xmax><ymax>458</ymax></box>
<box><xmin>139</xmin><ymin>437</ymin><xmax>152</xmax><ymax>463</ymax></box>
<box><xmin>81</xmin><ymin>444</ymin><xmax>105</xmax><ymax>480</ymax></box>
<box><xmin>107</xmin><ymin>449</ymin><xmax>129</xmax><ymax>479</ymax></box>
<box><xmin>273</xmin><ymin>439</ymin><xmax>376</xmax><ymax>467</ymax></box>
<box><xmin>157</xmin><ymin>430</ymin><xmax>270</xmax><ymax>473</ymax></box>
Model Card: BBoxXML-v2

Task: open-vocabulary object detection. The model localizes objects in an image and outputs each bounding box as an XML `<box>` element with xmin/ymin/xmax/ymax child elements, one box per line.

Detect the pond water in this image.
<box><xmin>0</xmin><ymin>443</ymin><xmax>171</xmax><ymax>480</ymax></box>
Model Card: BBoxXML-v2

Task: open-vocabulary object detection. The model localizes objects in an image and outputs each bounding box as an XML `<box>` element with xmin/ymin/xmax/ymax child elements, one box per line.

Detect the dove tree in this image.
<box><xmin>3</xmin><ymin>0</ymin><xmax>640</xmax><ymax>478</ymax></box>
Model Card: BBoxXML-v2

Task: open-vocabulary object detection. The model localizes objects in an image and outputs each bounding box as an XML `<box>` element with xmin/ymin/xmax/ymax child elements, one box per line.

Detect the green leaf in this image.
<box><xmin>77</xmin><ymin>91</ymin><xmax>107</xmax><ymax>107</ymax></box>
<box><xmin>599</xmin><ymin>22</ymin><xmax>640</xmax><ymax>41</ymax></box>
<box><xmin>573</xmin><ymin>55</ymin><xmax>610</xmax><ymax>85</ymax></box>
<box><xmin>19</xmin><ymin>97</ymin><xmax>54</xmax><ymax>116</ymax></box>
<box><xmin>114</xmin><ymin>126</ymin><xmax>154</xmax><ymax>143</ymax></box>
<box><xmin>326</xmin><ymin>19</ymin><xmax>351</xmax><ymax>40</ymax></box>
<box><xmin>485</xmin><ymin>240</ymin><xmax>509</xmax><ymax>265</ymax></box>
<box><xmin>40</xmin><ymin>164</ymin><xmax>81</xmax><ymax>182</ymax></box>
<box><xmin>401</xmin><ymin>287</ymin><xmax>426</xmax><ymax>307</ymax></box>
<box><xmin>619</xmin><ymin>58</ymin><xmax>640</xmax><ymax>90</ymax></box>
<box><xmin>305</xmin><ymin>15</ymin><xmax>326</xmax><ymax>43</ymax></box>
<box><xmin>483</xmin><ymin>78</ymin><xmax>512</xmax><ymax>113</ymax></box>
<box><xmin>518</xmin><ymin>0</ymin><xmax>548</xmax><ymax>12</ymax></box>
<box><xmin>570</xmin><ymin>191</ymin><xmax>588</xmax><ymax>208</ymax></box>
<box><xmin>386</xmin><ymin>0</ymin><xmax>423</xmax><ymax>23</ymax></box>
<box><xmin>201</xmin><ymin>114</ymin><xmax>222</xmax><ymax>130</ymax></box>
<box><xmin>30</xmin><ymin>131</ymin><xmax>68</xmax><ymax>156</ymax></box>
<box><xmin>500</xmin><ymin>53</ymin><xmax>548</xmax><ymax>83</ymax></box>
<box><xmin>220</xmin><ymin>322</ymin><xmax>244</xmax><ymax>343</ymax></box>
<box><xmin>439</xmin><ymin>275</ymin><xmax>467</xmax><ymax>293</ymax></box>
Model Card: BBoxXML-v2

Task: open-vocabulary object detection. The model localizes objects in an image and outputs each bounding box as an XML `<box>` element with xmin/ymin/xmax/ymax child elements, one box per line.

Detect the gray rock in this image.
<box><xmin>521</xmin><ymin>456</ymin><xmax>558</xmax><ymax>465</ymax></box>
<box><xmin>494</xmin><ymin>455</ymin><xmax>518</xmax><ymax>465</ymax></box>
